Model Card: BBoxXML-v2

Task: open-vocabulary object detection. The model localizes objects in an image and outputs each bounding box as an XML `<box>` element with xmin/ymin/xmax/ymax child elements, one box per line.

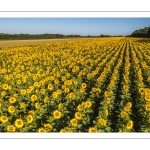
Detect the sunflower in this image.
<box><xmin>8</xmin><ymin>105</ymin><xmax>15</xmax><ymax>113</ymax></box>
<box><xmin>57</xmin><ymin>89</ymin><xmax>62</xmax><ymax>95</ymax></box>
<box><xmin>28</xmin><ymin>110</ymin><xmax>35</xmax><ymax>116</ymax></box>
<box><xmin>109</xmin><ymin>82</ymin><xmax>114</xmax><ymax>88</ymax></box>
<box><xmin>58</xmin><ymin>103</ymin><xmax>63</xmax><ymax>109</ymax></box>
<box><xmin>66</xmin><ymin>73</ymin><xmax>70</xmax><ymax>77</ymax></box>
<box><xmin>104</xmin><ymin>98</ymin><xmax>111</xmax><ymax>104</ymax></box>
<box><xmin>96</xmin><ymin>88</ymin><xmax>101</xmax><ymax>93</ymax></box>
<box><xmin>31</xmin><ymin>94</ymin><xmax>37</xmax><ymax>102</ymax></box>
<box><xmin>27</xmin><ymin>115</ymin><xmax>33</xmax><ymax>123</ymax></box>
<box><xmin>77</xmin><ymin>104</ymin><xmax>83</xmax><ymax>111</ymax></box>
<box><xmin>70</xmin><ymin>118</ymin><xmax>78</xmax><ymax>126</ymax></box>
<box><xmin>53</xmin><ymin>110</ymin><xmax>61</xmax><ymax>119</ymax></box>
<box><xmin>60</xmin><ymin>129</ymin><xmax>67</xmax><ymax>132</ymax></box>
<box><xmin>20</xmin><ymin>89</ymin><xmax>26</xmax><ymax>95</ymax></box>
<box><xmin>146</xmin><ymin>104</ymin><xmax>150</xmax><ymax>111</ymax></box>
<box><xmin>20</xmin><ymin>102</ymin><xmax>26</xmax><ymax>108</ymax></box>
<box><xmin>75</xmin><ymin>112</ymin><xmax>82</xmax><ymax>120</ymax></box>
<box><xmin>64</xmin><ymin>88</ymin><xmax>70</xmax><ymax>93</ymax></box>
<box><xmin>139</xmin><ymin>83</ymin><xmax>144</xmax><ymax>88</ymax></box>
<box><xmin>44</xmin><ymin>97</ymin><xmax>49</xmax><ymax>103</ymax></box>
<box><xmin>104</xmin><ymin>109</ymin><xmax>109</xmax><ymax>117</ymax></box>
<box><xmin>34</xmin><ymin>82</ymin><xmax>39</xmax><ymax>87</ymax></box>
<box><xmin>85</xmin><ymin>100</ymin><xmax>92</xmax><ymax>108</ymax></box>
<box><xmin>81</xmin><ymin>102</ymin><xmax>86</xmax><ymax>108</ymax></box>
<box><xmin>139</xmin><ymin>88</ymin><xmax>145</xmax><ymax>94</ymax></box>
<box><xmin>92</xmin><ymin>87</ymin><xmax>97</xmax><ymax>93</ymax></box>
<box><xmin>35</xmin><ymin>102</ymin><xmax>40</xmax><ymax>109</ymax></box>
<box><xmin>126</xmin><ymin>120</ymin><xmax>133</xmax><ymax>130</ymax></box>
<box><xmin>9</xmin><ymin>97</ymin><xmax>16</xmax><ymax>104</ymax></box>
<box><xmin>88</xmin><ymin>127</ymin><xmax>97</xmax><ymax>132</ymax></box>
<box><xmin>87</xmin><ymin>73</ymin><xmax>91</xmax><ymax>78</ymax></box>
<box><xmin>62</xmin><ymin>85</ymin><xmax>66</xmax><ymax>90</ymax></box>
<box><xmin>15</xmin><ymin>119</ymin><xmax>24</xmax><ymax>128</ymax></box>
<box><xmin>145</xmin><ymin>96</ymin><xmax>150</xmax><ymax>102</ymax></box>
<box><xmin>1</xmin><ymin>91</ymin><xmax>6</xmax><ymax>96</ymax></box>
<box><xmin>120</xmin><ymin>111</ymin><xmax>128</xmax><ymax>118</ymax></box>
<box><xmin>80</xmin><ymin>88</ymin><xmax>85</xmax><ymax>93</ymax></box>
<box><xmin>104</xmin><ymin>91</ymin><xmax>110</xmax><ymax>97</ymax></box>
<box><xmin>69</xmin><ymin>92</ymin><xmax>75</xmax><ymax>99</ymax></box>
<box><xmin>74</xmin><ymin>80</ymin><xmax>78</xmax><ymax>85</ymax></box>
<box><xmin>0</xmin><ymin>116</ymin><xmax>8</xmax><ymax>123</ymax></box>
<box><xmin>124</xmin><ymin>106</ymin><xmax>130</xmax><ymax>112</ymax></box>
<box><xmin>17</xmin><ymin>80</ymin><xmax>21</xmax><ymax>85</ymax></box>
<box><xmin>68</xmin><ymin>80</ymin><xmax>73</xmax><ymax>85</ymax></box>
<box><xmin>81</xmin><ymin>83</ymin><xmax>87</xmax><ymax>88</ymax></box>
<box><xmin>7</xmin><ymin>125</ymin><xmax>16</xmax><ymax>132</ymax></box>
<box><xmin>61</xmin><ymin>76</ymin><xmax>66</xmax><ymax>81</ymax></box>
<box><xmin>54</xmin><ymin>79</ymin><xmax>59</xmax><ymax>84</ymax></box>
<box><xmin>123</xmin><ymin>85</ymin><xmax>129</xmax><ymax>91</ymax></box>
<box><xmin>98</xmin><ymin>118</ymin><xmax>107</xmax><ymax>126</ymax></box>
<box><xmin>14</xmin><ymin>94</ymin><xmax>18</xmax><ymax>98</ymax></box>
<box><xmin>8</xmin><ymin>85</ymin><xmax>12</xmax><ymax>90</ymax></box>
<box><xmin>44</xmin><ymin>124</ymin><xmax>53</xmax><ymax>132</ymax></box>
<box><xmin>3</xmin><ymin>84</ymin><xmax>9</xmax><ymax>90</ymax></box>
<box><xmin>38</xmin><ymin>127</ymin><xmax>47</xmax><ymax>133</ymax></box>
<box><xmin>48</xmin><ymin>84</ymin><xmax>53</xmax><ymax>90</ymax></box>
<box><xmin>126</xmin><ymin>102</ymin><xmax>132</xmax><ymax>109</ymax></box>
<box><xmin>52</xmin><ymin>92</ymin><xmax>58</xmax><ymax>99</ymax></box>
<box><xmin>64</xmin><ymin>80</ymin><xmax>68</xmax><ymax>85</ymax></box>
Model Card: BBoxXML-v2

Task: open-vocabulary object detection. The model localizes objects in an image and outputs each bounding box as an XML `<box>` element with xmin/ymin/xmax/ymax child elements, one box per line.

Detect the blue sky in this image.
<box><xmin>0</xmin><ymin>18</ymin><xmax>150</xmax><ymax>36</ymax></box>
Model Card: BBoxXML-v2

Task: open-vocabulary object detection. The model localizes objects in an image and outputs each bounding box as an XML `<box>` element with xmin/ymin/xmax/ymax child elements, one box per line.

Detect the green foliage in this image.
<box><xmin>131</xmin><ymin>26</ymin><xmax>150</xmax><ymax>38</ymax></box>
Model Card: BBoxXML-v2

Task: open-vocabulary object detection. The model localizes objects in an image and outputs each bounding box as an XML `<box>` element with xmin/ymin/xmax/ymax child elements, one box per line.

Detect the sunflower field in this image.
<box><xmin>0</xmin><ymin>37</ymin><xmax>150</xmax><ymax>132</ymax></box>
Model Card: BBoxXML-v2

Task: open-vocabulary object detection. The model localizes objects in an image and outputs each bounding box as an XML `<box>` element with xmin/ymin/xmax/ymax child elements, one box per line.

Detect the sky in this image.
<box><xmin>0</xmin><ymin>18</ymin><xmax>150</xmax><ymax>36</ymax></box>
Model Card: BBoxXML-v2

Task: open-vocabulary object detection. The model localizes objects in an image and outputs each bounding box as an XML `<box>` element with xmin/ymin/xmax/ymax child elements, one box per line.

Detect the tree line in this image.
<box><xmin>131</xmin><ymin>26</ymin><xmax>150</xmax><ymax>38</ymax></box>
<box><xmin>0</xmin><ymin>33</ymin><xmax>118</xmax><ymax>40</ymax></box>
<box><xmin>0</xmin><ymin>33</ymin><xmax>79</xmax><ymax>40</ymax></box>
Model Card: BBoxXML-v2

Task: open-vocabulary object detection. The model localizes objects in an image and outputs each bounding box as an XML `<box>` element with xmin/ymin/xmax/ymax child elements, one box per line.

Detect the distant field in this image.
<box><xmin>0</xmin><ymin>38</ymin><xmax>95</xmax><ymax>48</ymax></box>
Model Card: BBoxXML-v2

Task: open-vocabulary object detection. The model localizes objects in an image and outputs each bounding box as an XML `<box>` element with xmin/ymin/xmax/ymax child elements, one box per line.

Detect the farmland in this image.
<box><xmin>0</xmin><ymin>37</ymin><xmax>150</xmax><ymax>132</ymax></box>
<box><xmin>0</xmin><ymin>38</ymin><xmax>94</xmax><ymax>48</ymax></box>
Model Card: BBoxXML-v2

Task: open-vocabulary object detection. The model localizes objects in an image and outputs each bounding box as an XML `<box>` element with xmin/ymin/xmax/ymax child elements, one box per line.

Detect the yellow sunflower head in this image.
<box><xmin>81</xmin><ymin>83</ymin><xmax>87</xmax><ymax>89</ymax></box>
<box><xmin>88</xmin><ymin>127</ymin><xmax>97</xmax><ymax>133</ymax></box>
<box><xmin>27</xmin><ymin>115</ymin><xmax>34</xmax><ymax>123</ymax></box>
<box><xmin>31</xmin><ymin>94</ymin><xmax>37</xmax><ymax>102</ymax></box>
<box><xmin>70</xmin><ymin>118</ymin><xmax>78</xmax><ymax>126</ymax></box>
<box><xmin>20</xmin><ymin>102</ymin><xmax>26</xmax><ymax>108</ymax></box>
<box><xmin>15</xmin><ymin>119</ymin><xmax>24</xmax><ymax>128</ymax></box>
<box><xmin>38</xmin><ymin>127</ymin><xmax>47</xmax><ymax>133</ymax></box>
<box><xmin>20</xmin><ymin>89</ymin><xmax>26</xmax><ymax>95</ymax></box>
<box><xmin>8</xmin><ymin>105</ymin><xmax>15</xmax><ymax>113</ymax></box>
<box><xmin>48</xmin><ymin>84</ymin><xmax>53</xmax><ymax>90</ymax></box>
<box><xmin>9</xmin><ymin>97</ymin><xmax>16</xmax><ymax>104</ymax></box>
<box><xmin>146</xmin><ymin>104</ymin><xmax>150</xmax><ymax>111</ymax></box>
<box><xmin>3</xmin><ymin>84</ymin><xmax>9</xmax><ymax>90</ymax></box>
<box><xmin>52</xmin><ymin>92</ymin><xmax>58</xmax><ymax>99</ymax></box>
<box><xmin>53</xmin><ymin>110</ymin><xmax>61</xmax><ymax>119</ymax></box>
<box><xmin>35</xmin><ymin>103</ymin><xmax>40</xmax><ymax>109</ymax></box>
<box><xmin>85</xmin><ymin>100</ymin><xmax>92</xmax><ymax>108</ymax></box>
<box><xmin>126</xmin><ymin>120</ymin><xmax>133</xmax><ymax>130</ymax></box>
<box><xmin>98</xmin><ymin>118</ymin><xmax>107</xmax><ymax>126</ymax></box>
<box><xmin>75</xmin><ymin>112</ymin><xmax>82</xmax><ymax>120</ymax></box>
<box><xmin>7</xmin><ymin>125</ymin><xmax>16</xmax><ymax>132</ymax></box>
<box><xmin>77</xmin><ymin>104</ymin><xmax>83</xmax><ymax>111</ymax></box>
<box><xmin>44</xmin><ymin>124</ymin><xmax>53</xmax><ymax>132</ymax></box>
<box><xmin>0</xmin><ymin>116</ymin><xmax>8</xmax><ymax>123</ymax></box>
